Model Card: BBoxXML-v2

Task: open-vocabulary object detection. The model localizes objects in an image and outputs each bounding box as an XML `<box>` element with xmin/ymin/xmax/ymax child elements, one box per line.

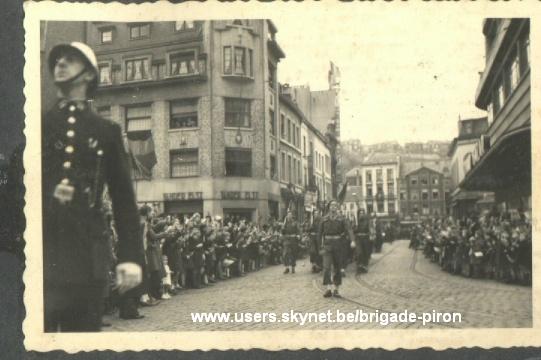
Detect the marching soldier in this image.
<box><xmin>308</xmin><ymin>209</ymin><xmax>323</xmax><ymax>273</ymax></box>
<box><xmin>281</xmin><ymin>210</ymin><xmax>301</xmax><ymax>274</ymax></box>
<box><xmin>318</xmin><ymin>200</ymin><xmax>351</xmax><ymax>298</ymax></box>
<box><xmin>354</xmin><ymin>208</ymin><xmax>372</xmax><ymax>274</ymax></box>
<box><xmin>42</xmin><ymin>42</ymin><xmax>144</xmax><ymax>331</ymax></box>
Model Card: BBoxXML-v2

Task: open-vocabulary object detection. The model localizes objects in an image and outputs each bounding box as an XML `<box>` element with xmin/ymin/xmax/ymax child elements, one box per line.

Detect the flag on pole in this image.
<box><xmin>127</xmin><ymin>130</ymin><xmax>157</xmax><ymax>180</ymax></box>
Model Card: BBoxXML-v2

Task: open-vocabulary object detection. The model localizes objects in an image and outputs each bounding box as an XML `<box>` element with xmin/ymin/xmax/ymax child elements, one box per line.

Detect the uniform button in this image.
<box><xmin>66</xmin><ymin>130</ymin><xmax>75</xmax><ymax>138</ymax></box>
<box><xmin>65</xmin><ymin>145</ymin><xmax>74</xmax><ymax>154</ymax></box>
<box><xmin>67</xmin><ymin>116</ymin><xmax>76</xmax><ymax>124</ymax></box>
<box><xmin>69</xmin><ymin>105</ymin><xmax>76</xmax><ymax>112</ymax></box>
<box><xmin>63</xmin><ymin>161</ymin><xmax>71</xmax><ymax>169</ymax></box>
<box><xmin>61</xmin><ymin>178</ymin><xmax>70</xmax><ymax>185</ymax></box>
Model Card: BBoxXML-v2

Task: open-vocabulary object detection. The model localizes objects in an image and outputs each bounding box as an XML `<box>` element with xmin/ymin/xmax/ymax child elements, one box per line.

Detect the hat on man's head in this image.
<box><xmin>48</xmin><ymin>42</ymin><xmax>99</xmax><ymax>94</ymax></box>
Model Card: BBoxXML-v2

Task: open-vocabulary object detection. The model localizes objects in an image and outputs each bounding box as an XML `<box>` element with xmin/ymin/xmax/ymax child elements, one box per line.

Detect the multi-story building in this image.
<box><xmin>399</xmin><ymin>166</ymin><xmax>446</xmax><ymax>219</ymax></box>
<box><xmin>351</xmin><ymin>153</ymin><xmax>400</xmax><ymax>220</ymax></box>
<box><xmin>461</xmin><ymin>19</ymin><xmax>531</xmax><ymax>216</ymax></box>
<box><xmin>341</xmin><ymin>139</ymin><xmax>362</xmax><ymax>155</ymax></box>
<box><xmin>42</xmin><ymin>20</ymin><xmax>333</xmax><ymax>223</ymax></box>
<box><xmin>447</xmin><ymin>117</ymin><xmax>492</xmax><ymax>217</ymax></box>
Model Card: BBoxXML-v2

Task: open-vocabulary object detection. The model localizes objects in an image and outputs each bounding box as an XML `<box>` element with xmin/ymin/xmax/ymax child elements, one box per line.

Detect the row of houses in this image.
<box><xmin>41</xmin><ymin>19</ymin><xmax>341</xmax><ymax>223</ymax></box>
<box><xmin>341</xmin><ymin>18</ymin><xmax>531</xmax><ymax>224</ymax></box>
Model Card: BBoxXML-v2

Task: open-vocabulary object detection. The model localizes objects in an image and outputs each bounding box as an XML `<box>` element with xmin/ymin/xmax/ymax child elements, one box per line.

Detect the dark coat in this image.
<box><xmin>42</xmin><ymin>101</ymin><xmax>144</xmax><ymax>291</ymax></box>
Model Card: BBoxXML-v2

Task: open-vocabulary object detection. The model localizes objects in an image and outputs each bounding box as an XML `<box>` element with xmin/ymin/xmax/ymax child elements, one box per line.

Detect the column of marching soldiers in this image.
<box><xmin>101</xmin><ymin>201</ymin><xmax>389</xmax><ymax>320</ymax></box>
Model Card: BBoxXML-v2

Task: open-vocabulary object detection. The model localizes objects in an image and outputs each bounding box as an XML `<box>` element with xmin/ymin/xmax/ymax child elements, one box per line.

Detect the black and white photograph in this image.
<box><xmin>22</xmin><ymin>1</ymin><xmax>537</xmax><ymax>352</ymax></box>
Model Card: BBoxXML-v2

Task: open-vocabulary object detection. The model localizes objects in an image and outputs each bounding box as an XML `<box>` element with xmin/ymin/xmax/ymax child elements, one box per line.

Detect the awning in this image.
<box><xmin>460</xmin><ymin>127</ymin><xmax>530</xmax><ymax>191</ymax></box>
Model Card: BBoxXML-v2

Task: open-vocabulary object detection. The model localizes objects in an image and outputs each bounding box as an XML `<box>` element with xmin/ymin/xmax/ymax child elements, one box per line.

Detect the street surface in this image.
<box><xmin>104</xmin><ymin>240</ymin><xmax>532</xmax><ymax>331</ymax></box>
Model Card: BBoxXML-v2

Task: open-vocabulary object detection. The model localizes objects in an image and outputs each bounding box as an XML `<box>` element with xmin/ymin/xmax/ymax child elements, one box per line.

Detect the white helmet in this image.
<box><xmin>48</xmin><ymin>42</ymin><xmax>99</xmax><ymax>93</ymax></box>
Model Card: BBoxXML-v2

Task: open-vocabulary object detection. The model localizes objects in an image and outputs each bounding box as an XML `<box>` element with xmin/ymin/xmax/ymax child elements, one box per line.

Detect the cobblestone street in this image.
<box><xmin>104</xmin><ymin>240</ymin><xmax>532</xmax><ymax>331</ymax></box>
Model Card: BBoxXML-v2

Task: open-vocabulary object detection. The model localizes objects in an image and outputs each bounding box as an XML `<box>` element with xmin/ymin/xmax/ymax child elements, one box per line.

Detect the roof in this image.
<box><xmin>345</xmin><ymin>167</ymin><xmax>362</xmax><ymax>177</ymax></box>
<box><xmin>362</xmin><ymin>152</ymin><xmax>399</xmax><ymax>166</ymax></box>
<box><xmin>343</xmin><ymin>185</ymin><xmax>363</xmax><ymax>203</ymax></box>
<box><xmin>400</xmin><ymin>161</ymin><xmax>446</xmax><ymax>177</ymax></box>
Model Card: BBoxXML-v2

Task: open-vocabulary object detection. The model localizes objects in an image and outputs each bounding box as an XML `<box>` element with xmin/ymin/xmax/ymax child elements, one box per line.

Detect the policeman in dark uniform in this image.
<box><xmin>43</xmin><ymin>42</ymin><xmax>144</xmax><ymax>332</ymax></box>
<box><xmin>281</xmin><ymin>210</ymin><xmax>301</xmax><ymax>274</ymax></box>
<box><xmin>354</xmin><ymin>208</ymin><xmax>372</xmax><ymax>274</ymax></box>
<box><xmin>318</xmin><ymin>200</ymin><xmax>351</xmax><ymax>298</ymax></box>
<box><xmin>308</xmin><ymin>209</ymin><xmax>323</xmax><ymax>273</ymax></box>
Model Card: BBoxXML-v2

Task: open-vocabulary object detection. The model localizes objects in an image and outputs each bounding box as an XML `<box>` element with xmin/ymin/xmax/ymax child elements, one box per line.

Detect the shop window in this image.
<box><xmin>98</xmin><ymin>62</ymin><xmax>112</xmax><ymax>85</ymax></box>
<box><xmin>169</xmin><ymin>51</ymin><xmax>197</xmax><ymax>76</ymax></box>
<box><xmin>125</xmin><ymin>57</ymin><xmax>150</xmax><ymax>81</ymax></box>
<box><xmin>225</xmin><ymin>148</ymin><xmax>252</xmax><ymax>177</ymax></box>
<box><xmin>170</xmin><ymin>98</ymin><xmax>198</xmax><ymax>129</ymax></box>
<box><xmin>224</xmin><ymin>98</ymin><xmax>251</xmax><ymax>128</ymax></box>
<box><xmin>170</xmin><ymin>149</ymin><xmax>199</xmax><ymax>178</ymax></box>
<box><xmin>129</xmin><ymin>23</ymin><xmax>150</xmax><ymax>40</ymax></box>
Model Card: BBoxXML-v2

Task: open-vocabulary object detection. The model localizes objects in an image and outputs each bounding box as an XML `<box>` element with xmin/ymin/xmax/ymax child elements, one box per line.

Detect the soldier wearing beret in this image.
<box><xmin>42</xmin><ymin>42</ymin><xmax>144</xmax><ymax>332</ymax></box>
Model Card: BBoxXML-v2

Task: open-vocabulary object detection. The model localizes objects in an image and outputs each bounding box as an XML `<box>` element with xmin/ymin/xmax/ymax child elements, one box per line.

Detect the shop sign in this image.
<box><xmin>221</xmin><ymin>191</ymin><xmax>259</xmax><ymax>200</ymax></box>
<box><xmin>164</xmin><ymin>192</ymin><xmax>203</xmax><ymax>201</ymax></box>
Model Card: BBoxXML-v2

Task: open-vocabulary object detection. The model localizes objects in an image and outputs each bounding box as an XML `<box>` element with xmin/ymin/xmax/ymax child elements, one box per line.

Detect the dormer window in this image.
<box><xmin>129</xmin><ymin>23</ymin><xmax>150</xmax><ymax>40</ymax></box>
<box><xmin>100</xmin><ymin>29</ymin><xmax>113</xmax><ymax>44</ymax></box>
<box><xmin>175</xmin><ymin>21</ymin><xmax>195</xmax><ymax>31</ymax></box>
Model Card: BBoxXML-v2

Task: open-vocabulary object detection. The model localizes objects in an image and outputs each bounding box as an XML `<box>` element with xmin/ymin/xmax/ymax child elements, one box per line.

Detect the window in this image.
<box><xmin>376</xmin><ymin>184</ymin><xmax>383</xmax><ymax>195</ymax></box>
<box><xmin>126</xmin><ymin>104</ymin><xmax>152</xmax><ymax>132</ymax></box>
<box><xmin>432</xmin><ymin>176</ymin><xmax>439</xmax><ymax>185</ymax></box>
<box><xmin>411</xmin><ymin>191</ymin><xmax>419</xmax><ymax>201</ymax></box>
<box><xmin>224</xmin><ymin>47</ymin><xmax>253</xmax><ymax>77</ymax></box>
<box><xmin>170</xmin><ymin>98</ymin><xmax>198</xmax><ymax>129</ymax></box>
<box><xmin>366</xmin><ymin>203</ymin><xmax>374</xmax><ymax>215</ymax></box>
<box><xmin>303</xmin><ymin>136</ymin><xmax>306</xmax><ymax>156</ymax></box>
<box><xmin>224</xmin><ymin>98</ymin><xmax>251</xmax><ymax>128</ymax></box>
<box><xmin>286</xmin><ymin>155</ymin><xmax>292</xmax><ymax>183</ymax></box>
<box><xmin>125</xmin><ymin>58</ymin><xmax>150</xmax><ymax>81</ymax></box>
<box><xmin>366</xmin><ymin>185</ymin><xmax>373</xmax><ymax>197</ymax></box>
<box><xmin>297</xmin><ymin>159</ymin><xmax>302</xmax><ymax>185</ymax></box>
<box><xmin>270</xmin><ymin>155</ymin><xmax>277</xmax><ymax>180</ymax></box>
<box><xmin>388</xmin><ymin>202</ymin><xmax>395</xmax><ymax>214</ymax></box>
<box><xmin>366</xmin><ymin>171</ymin><xmax>372</xmax><ymax>183</ymax></box>
<box><xmin>130</xmin><ymin>23</ymin><xmax>150</xmax><ymax>40</ymax></box>
<box><xmin>400</xmin><ymin>191</ymin><xmax>406</xmax><ymax>201</ymax></box>
<box><xmin>410</xmin><ymin>176</ymin><xmax>418</xmax><ymax>186</ymax></box>
<box><xmin>432</xmin><ymin>190</ymin><xmax>439</xmax><ymax>200</ymax></box>
<box><xmin>422</xmin><ymin>190</ymin><xmax>429</xmax><ymax>201</ymax></box>
<box><xmin>422</xmin><ymin>205</ymin><xmax>430</xmax><ymax>215</ymax></box>
<box><xmin>386</xmin><ymin>168</ymin><xmax>393</xmax><ymax>181</ymax></box>
<box><xmin>175</xmin><ymin>21</ymin><xmax>195</xmax><ymax>31</ymax></box>
<box><xmin>377</xmin><ymin>199</ymin><xmax>384</xmax><ymax>213</ymax></box>
<box><xmin>170</xmin><ymin>149</ymin><xmax>199</xmax><ymax>177</ymax></box>
<box><xmin>287</xmin><ymin>119</ymin><xmax>291</xmax><ymax>143</ymax></box>
<box><xmin>223</xmin><ymin>47</ymin><xmax>232</xmax><ymax>74</ymax></box>
<box><xmin>304</xmin><ymin>166</ymin><xmax>308</xmax><ymax>186</ymax></box>
<box><xmin>269</xmin><ymin>109</ymin><xmax>276</xmax><ymax>136</ymax></box>
<box><xmin>100</xmin><ymin>29</ymin><xmax>113</xmax><ymax>44</ymax></box>
<box><xmin>97</xmin><ymin>106</ymin><xmax>111</xmax><ymax>120</ymax></box>
<box><xmin>170</xmin><ymin>51</ymin><xmax>196</xmax><ymax>76</ymax></box>
<box><xmin>268</xmin><ymin>62</ymin><xmax>276</xmax><ymax>89</ymax></box>
<box><xmin>421</xmin><ymin>176</ymin><xmax>428</xmax><ymax>186</ymax></box>
<box><xmin>225</xmin><ymin>148</ymin><xmax>252</xmax><ymax>177</ymax></box>
<box><xmin>280</xmin><ymin>152</ymin><xmax>286</xmax><ymax>181</ymax></box>
<box><xmin>387</xmin><ymin>183</ymin><xmax>394</xmax><ymax>196</ymax></box>
<box><xmin>98</xmin><ymin>63</ymin><xmax>112</xmax><ymax>85</ymax></box>
<box><xmin>509</xmin><ymin>51</ymin><xmax>520</xmax><ymax>91</ymax></box>
<box><xmin>280</xmin><ymin>114</ymin><xmax>285</xmax><ymax>138</ymax></box>
<box><xmin>376</xmin><ymin>169</ymin><xmax>383</xmax><ymax>182</ymax></box>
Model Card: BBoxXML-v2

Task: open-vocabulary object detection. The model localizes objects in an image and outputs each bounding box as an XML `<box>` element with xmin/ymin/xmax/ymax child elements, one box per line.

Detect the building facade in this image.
<box><xmin>42</xmin><ymin>20</ymin><xmax>334</xmax><ymax>223</ymax></box>
<box><xmin>448</xmin><ymin>117</ymin><xmax>492</xmax><ymax>218</ymax></box>
<box><xmin>461</xmin><ymin>19</ymin><xmax>531</xmax><ymax>217</ymax></box>
<box><xmin>399</xmin><ymin>167</ymin><xmax>446</xmax><ymax>219</ymax></box>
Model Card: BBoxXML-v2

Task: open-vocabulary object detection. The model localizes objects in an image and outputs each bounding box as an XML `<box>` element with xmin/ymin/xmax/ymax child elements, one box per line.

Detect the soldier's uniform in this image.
<box><xmin>318</xmin><ymin>213</ymin><xmax>350</xmax><ymax>287</ymax></box>
<box><xmin>309</xmin><ymin>213</ymin><xmax>323</xmax><ymax>272</ymax></box>
<box><xmin>282</xmin><ymin>217</ymin><xmax>301</xmax><ymax>272</ymax></box>
<box><xmin>354</xmin><ymin>211</ymin><xmax>372</xmax><ymax>273</ymax></box>
<box><xmin>42</xmin><ymin>99</ymin><xmax>144</xmax><ymax>332</ymax></box>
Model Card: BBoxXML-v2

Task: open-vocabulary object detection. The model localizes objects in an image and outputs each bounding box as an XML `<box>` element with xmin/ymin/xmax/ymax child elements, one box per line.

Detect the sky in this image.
<box><xmin>274</xmin><ymin>9</ymin><xmax>487</xmax><ymax>145</ymax></box>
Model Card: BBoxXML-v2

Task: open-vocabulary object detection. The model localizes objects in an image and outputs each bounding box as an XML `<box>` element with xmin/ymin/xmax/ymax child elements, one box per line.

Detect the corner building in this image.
<box><xmin>86</xmin><ymin>20</ymin><xmax>288</xmax><ymax>221</ymax></box>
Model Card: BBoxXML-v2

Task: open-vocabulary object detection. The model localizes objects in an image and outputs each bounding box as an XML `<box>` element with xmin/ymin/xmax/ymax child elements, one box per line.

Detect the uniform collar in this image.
<box><xmin>57</xmin><ymin>98</ymin><xmax>90</xmax><ymax>111</ymax></box>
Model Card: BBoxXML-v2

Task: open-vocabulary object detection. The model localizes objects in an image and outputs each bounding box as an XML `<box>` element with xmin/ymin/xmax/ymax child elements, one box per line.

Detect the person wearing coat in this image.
<box><xmin>42</xmin><ymin>42</ymin><xmax>144</xmax><ymax>332</ymax></box>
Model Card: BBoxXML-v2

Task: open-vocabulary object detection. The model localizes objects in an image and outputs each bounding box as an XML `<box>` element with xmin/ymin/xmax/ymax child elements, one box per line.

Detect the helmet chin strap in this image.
<box><xmin>54</xmin><ymin>67</ymin><xmax>89</xmax><ymax>87</ymax></box>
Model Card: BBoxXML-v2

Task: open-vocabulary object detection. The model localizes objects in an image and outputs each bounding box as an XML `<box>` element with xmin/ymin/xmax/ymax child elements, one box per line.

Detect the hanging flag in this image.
<box><xmin>127</xmin><ymin>130</ymin><xmax>157</xmax><ymax>180</ymax></box>
<box><xmin>337</xmin><ymin>181</ymin><xmax>348</xmax><ymax>205</ymax></box>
